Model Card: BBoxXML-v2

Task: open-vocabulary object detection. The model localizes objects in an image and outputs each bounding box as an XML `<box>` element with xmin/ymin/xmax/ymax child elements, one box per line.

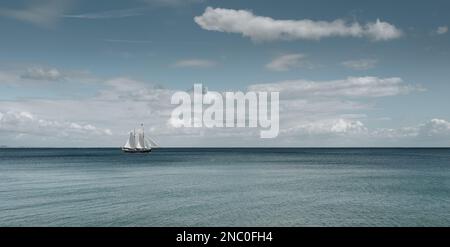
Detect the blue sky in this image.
<box><xmin>0</xmin><ymin>0</ymin><xmax>450</xmax><ymax>147</ymax></box>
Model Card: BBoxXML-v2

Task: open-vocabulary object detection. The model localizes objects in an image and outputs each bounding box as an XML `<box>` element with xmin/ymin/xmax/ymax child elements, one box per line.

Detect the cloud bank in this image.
<box><xmin>0</xmin><ymin>111</ymin><xmax>112</xmax><ymax>139</ymax></box>
<box><xmin>248</xmin><ymin>76</ymin><xmax>422</xmax><ymax>98</ymax></box>
<box><xmin>0</xmin><ymin>66</ymin><xmax>445</xmax><ymax>147</ymax></box>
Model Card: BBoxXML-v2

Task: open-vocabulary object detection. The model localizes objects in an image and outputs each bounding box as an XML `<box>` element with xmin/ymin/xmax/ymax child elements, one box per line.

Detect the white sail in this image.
<box><xmin>136</xmin><ymin>131</ymin><xmax>146</xmax><ymax>149</ymax></box>
<box><xmin>124</xmin><ymin>131</ymin><xmax>136</xmax><ymax>149</ymax></box>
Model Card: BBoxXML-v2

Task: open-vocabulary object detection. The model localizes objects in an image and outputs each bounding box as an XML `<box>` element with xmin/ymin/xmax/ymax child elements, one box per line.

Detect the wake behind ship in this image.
<box><xmin>122</xmin><ymin>124</ymin><xmax>158</xmax><ymax>153</ymax></box>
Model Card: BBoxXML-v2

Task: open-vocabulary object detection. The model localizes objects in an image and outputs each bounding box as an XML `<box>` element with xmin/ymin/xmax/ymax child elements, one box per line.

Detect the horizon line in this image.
<box><xmin>1</xmin><ymin>146</ymin><xmax>450</xmax><ymax>149</ymax></box>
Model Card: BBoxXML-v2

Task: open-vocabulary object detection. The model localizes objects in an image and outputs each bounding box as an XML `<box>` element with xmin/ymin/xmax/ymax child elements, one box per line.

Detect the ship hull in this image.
<box><xmin>122</xmin><ymin>148</ymin><xmax>152</xmax><ymax>153</ymax></box>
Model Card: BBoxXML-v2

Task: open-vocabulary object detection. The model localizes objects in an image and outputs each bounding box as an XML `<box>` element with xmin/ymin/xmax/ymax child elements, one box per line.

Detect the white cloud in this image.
<box><xmin>418</xmin><ymin>118</ymin><xmax>450</xmax><ymax>137</ymax></box>
<box><xmin>281</xmin><ymin>118</ymin><xmax>367</xmax><ymax>136</ymax></box>
<box><xmin>20</xmin><ymin>67</ymin><xmax>65</xmax><ymax>81</ymax></box>
<box><xmin>97</xmin><ymin>77</ymin><xmax>174</xmax><ymax>101</ymax></box>
<box><xmin>0</xmin><ymin>66</ymin><xmax>96</xmax><ymax>86</ymax></box>
<box><xmin>369</xmin><ymin>118</ymin><xmax>450</xmax><ymax>144</ymax></box>
<box><xmin>246</xmin><ymin>76</ymin><xmax>421</xmax><ymax>143</ymax></box>
<box><xmin>0</xmin><ymin>111</ymin><xmax>112</xmax><ymax>138</ymax></box>
<box><xmin>63</xmin><ymin>8</ymin><xmax>144</xmax><ymax>19</ymax></box>
<box><xmin>194</xmin><ymin>7</ymin><xmax>402</xmax><ymax>42</ymax></box>
<box><xmin>0</xmin><ymin>0</ymin><xmax>72</xmax><ymax>28</ymax></box>
<box><xmin>173</xmin><ymin>59</ymin><xmax>217</xmax><ymax>68</ymax></box>
<box><xmin>248</xmin><ymin>76</ymin><xmax>421</xmax><ymax>98</ymax></box>
<box><xmin>341</xmin><ymin>59</ymin><xmax>377</xmax><ymax>70</ymax></box>
<box><xmin>280</xmin><ymin>117</ymin><xmax>450</xmax><ymax>146</ymax></box>
<box><xmin>266</xmin><ymin>53</ymin><xmax>312</xmax><ymax>71</ymax></box>
<box><xmin>436</xmin><ymin>26</ymin><xmax>448</xmax><ymax>35</ymax></box>
<box><xmin>371</xmin><ymin>126</ymin><xmax>418</xmax><ymax>139</ymax></box>
<box><xmin>364</xmin><ymin>19</ymin><xmax>403</xmax><ymax>41</ymax></box>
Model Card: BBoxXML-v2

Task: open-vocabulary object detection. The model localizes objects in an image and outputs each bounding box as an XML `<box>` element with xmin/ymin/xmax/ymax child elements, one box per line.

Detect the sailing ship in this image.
<box><xmin>122</xmin><ymin>124</ymin><xmax>158</xmax><ymax>153</ymax></box>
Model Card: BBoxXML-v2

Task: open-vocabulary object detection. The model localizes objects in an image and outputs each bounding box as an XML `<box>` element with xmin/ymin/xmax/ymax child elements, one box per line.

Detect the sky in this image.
<box><xmin>0</xmin><ymin>0</ymin><xmax>450</xmax><ymax>147</ymax></box>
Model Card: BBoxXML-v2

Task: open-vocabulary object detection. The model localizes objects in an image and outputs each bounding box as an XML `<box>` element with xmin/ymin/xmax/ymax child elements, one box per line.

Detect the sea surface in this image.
<box><xmin>0</xmin><ymin>148</ymin><xmax>449</xmax><ymax>226</ymax></box>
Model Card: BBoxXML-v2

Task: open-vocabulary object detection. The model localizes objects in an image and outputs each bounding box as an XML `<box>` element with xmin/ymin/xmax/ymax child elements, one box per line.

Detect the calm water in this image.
<box><xmin>0</xmin><ymin>148</ymin><xmax>449</xmax><ymax>226</ymax></box>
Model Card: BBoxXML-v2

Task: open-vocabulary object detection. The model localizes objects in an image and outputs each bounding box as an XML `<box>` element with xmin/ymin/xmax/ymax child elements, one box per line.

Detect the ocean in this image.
<box><xmin>0</xmin><ymin>148</ymin><xmax>449</xmax><ymax>226</ymax></box>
